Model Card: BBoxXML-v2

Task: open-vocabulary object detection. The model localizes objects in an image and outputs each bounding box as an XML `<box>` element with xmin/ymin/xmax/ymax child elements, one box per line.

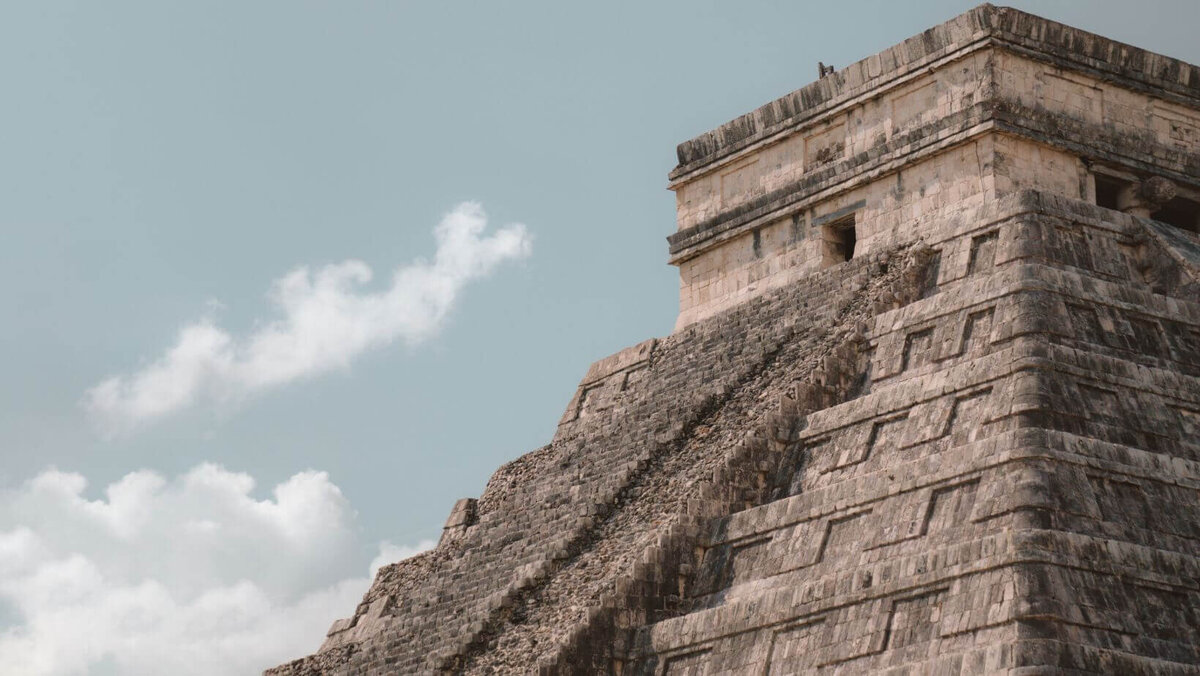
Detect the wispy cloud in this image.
<box><xmin>83</xmin><ymin>202</ymin><xmax>531</xmax><ymax>434</ymax></box>
<box><xmin>0</xmin><ymin>464</ymin><xmax>434</xmax><ymax>676</ymax></box>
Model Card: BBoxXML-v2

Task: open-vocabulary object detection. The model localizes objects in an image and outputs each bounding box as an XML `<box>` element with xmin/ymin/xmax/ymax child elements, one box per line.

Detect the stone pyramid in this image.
<box><xmin>271</xmin><ymin>5</ymin><xmax>1200</xmax><ymax>674</ymax></box>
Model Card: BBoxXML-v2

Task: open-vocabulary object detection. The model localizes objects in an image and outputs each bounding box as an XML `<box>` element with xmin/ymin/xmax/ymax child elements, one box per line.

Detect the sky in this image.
<box><xmin>1</xmin><ymin>1</ymin><xmax>1196</xmax><ymax>674</ymax></box>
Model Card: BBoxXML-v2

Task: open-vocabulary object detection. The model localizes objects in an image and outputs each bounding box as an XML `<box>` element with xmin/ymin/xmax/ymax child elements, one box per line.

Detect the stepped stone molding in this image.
<box><xmin>271</xmin><ymin>5</ymin><xmax>1200</xmax><ymax>675</ymax></box>
<box><xmin>670</xmin><ymin>4</ymin><xmax>1200</xmax><ymax>181</ymax></box>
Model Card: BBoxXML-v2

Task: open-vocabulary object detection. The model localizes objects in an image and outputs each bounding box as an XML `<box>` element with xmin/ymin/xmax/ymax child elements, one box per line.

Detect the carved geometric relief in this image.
<box><xmin>1176</xmin><ymin>406</ymin><xmax>1200</xmax><ymax>439</ymax></box>
<box><xmin>873</xmin><ymin>480</ymin><xmax>979</xmax><ymax>548</ymax></box>
<box><xmin>1078</xmin><ymin>384</ymin><xmax>1122</xmax><ymax>421</ymax></box>
<box><xmin>565</xmin><ymin>338</ymin><xmax>657</xmax><ymax>424</ymax></box>
<box><xmin>1134</xmin><ymin>585</ymin><xmax>1200</xmax><ymax>643</ymax></box>
<box><xmin>922</xmin><ymin>480</ymin><xmax>981</xmax><ymax>535</ymax></box>
<box><xmin>897</xmin><ymin>388</ymin><xmax>991</xmax><ymax>452</ymax></box>
<box><xmin>1047</xmin><ymin>465</ymin><xmax>1104</xmax><ymax>519</ymax></box>
<box><xmin>1054</xmin><ymin>224</ymin><xmax>1094</xmax><ymax>271</ymax></box>
<box><xmin>1085</xmin><ymin>481</ymin><xmax>1200</xmax><ymax>542</ymax></box>
<box><xmin>718</xmin><ymin>537</ymin><xmax>771</xmax><ymax>590</ymax></box>
<box><xmin>1164</xmin><ymin>116</ymin><xmax>1200</xmax><ymax>149</ymax></box>
<box><xmin>871</xmin><ymin>492</ymin><xmax>927</xmax><ymax>549</ymax></box>
<box><xmin>919</xmin><ymin>249</ymin><xmax>942</xmax><ymax>298</ymax></box>
<box><xmin>765</xmin><ymin>619</ymin><xmax>825</xmax><ymax>675</ymax></box>
<box><xmin>813</xmin><ymin>511</ymin><xmax>870</xmax><ymax>567</ymax></box>
<box><xmin>815</xmin><ymin>588</ymin><xmax>950</xmax><ymax>667</ymax></box>
<box><xmin>1154</xmin><ymin>103</ymin><xmax>1200</xmax><ymax>151</ymax></box>
<box><xmin>967</xmin><ymin>230</ymin><xmax>998</xmax><ymax>275</ymax></box>
<box><xmin>622</xmin><ymin>364</ymin><xmax>649</xmax><ymax>390</ymax></box>
<box><xmin>1160</xmin><ymin>485</ymin><xmax>1200</xmax><ymax>538</ymax></box>
<box><xmin>883</xmin><ymin>589</ymin><xmax>948</xmax><ymax>651</ymax></box>
<box><xmin>944</xmin><ymin>388</ymin><xmax>993</xmax><ymax>447</ymax></box>
<box><xmin>1088</xmin><ymin>475</ymin><xmax>1151</xmax><ymax>527</ymax></box>
<box><xmin>1163</xmin><ymin>322</ymin><xmax>1200</xmax><ymax>363</ymax></box>
<box><xmin>576</xmin><ymin>381</ymin><xmax>610</xmax><ymax>418</ymax></box>
<box><xmin>571</xmin><ymin>363</ymin><xmax>651</xmax><ymax>422</ymax></box>
<box><xmin>864</xmin><ymin>416</ymin><xmax>903</xmax><ymax>463</ymax></box>
<box><xmin>829</xmin><ymin>415</ymin><xmax>907</xmax><ymax>471</ymax></box>
<box><xmin>959</xmin><ymin>307</ymin><xmax>995</xmax><ymax>357</ymax></box>
<box><xmin>1066</xmin><ymin>303</ymin><xmax>1105</xmax><ymax>344</ymax></box>
<box><xmin>1127</xmin><ymin>315</ymin><xmax>1168</xmax><ymax>359</ymax></box>
<box><xmin>1093</xmin><ymin>236</ymin><xmax>1131</xmax><ymax>279</ymax></box>
<box><xmin>662</xmin><ymin>648</ymin><xmax>712</xmax><ymax>675</ymax></box>
<box><xmin>805</xmin><ymin>122</ymin><xmax>846</xmax><ymax>168</ymax></box>
<box><xmin>901</xmin><ymin>328</ymin><xmax>934</xmax><ymax>372</ymax></box>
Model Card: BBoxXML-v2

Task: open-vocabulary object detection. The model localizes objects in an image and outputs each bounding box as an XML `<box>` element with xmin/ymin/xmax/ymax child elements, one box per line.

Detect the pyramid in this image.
<box><xmin>270</xmin><ymin>5</ymin><xmax>1200</xmax><ymax>674</ymax></box>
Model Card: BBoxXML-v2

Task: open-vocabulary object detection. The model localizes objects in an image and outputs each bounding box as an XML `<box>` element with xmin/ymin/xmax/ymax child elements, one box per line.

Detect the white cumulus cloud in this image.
<box><xmin>84</xmin><ymin>202</ymin><xmax>532</xmax><ymax>435</ymax></box>
<box><xmin>0</xmin><ymin>464</ymin><xmax>434</xmax><ymax>676</ymax></box>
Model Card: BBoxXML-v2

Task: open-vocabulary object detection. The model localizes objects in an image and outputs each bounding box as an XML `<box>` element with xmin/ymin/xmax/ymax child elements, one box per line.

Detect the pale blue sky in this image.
<box><xmin>1</xmin><ymin>2</ymin><xmax>1197</xmax><ymax>673</ymax></box>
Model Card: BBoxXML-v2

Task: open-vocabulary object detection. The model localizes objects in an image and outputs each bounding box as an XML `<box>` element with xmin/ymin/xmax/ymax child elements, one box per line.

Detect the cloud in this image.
<box><xmin>0</xmin><ymin>464</ymin><xmax>433</xmax><ymax>676</ymax></box>
<box><xmin>84</xmin><ymin>202</ymin><xmax>532</xmax><ymax>434</ymax></box>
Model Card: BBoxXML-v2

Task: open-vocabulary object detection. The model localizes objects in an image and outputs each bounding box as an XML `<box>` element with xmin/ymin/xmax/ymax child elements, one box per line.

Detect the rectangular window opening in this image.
<box><xmin>1094</xmin><ymin>174</ymin><xmax>1124</xmax><ymax>210</ymax></box>
<box><xmin>822</xmin><ymin>215</ymin><xmax>857</xmax><ymax>268</ymax></box>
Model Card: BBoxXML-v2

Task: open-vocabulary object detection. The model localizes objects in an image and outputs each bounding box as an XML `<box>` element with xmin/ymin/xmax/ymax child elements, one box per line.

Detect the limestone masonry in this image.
<box><xmin>271</xmin><ymin>5</ymin><xmax>1200</xmax><ymax>674</ymax></box>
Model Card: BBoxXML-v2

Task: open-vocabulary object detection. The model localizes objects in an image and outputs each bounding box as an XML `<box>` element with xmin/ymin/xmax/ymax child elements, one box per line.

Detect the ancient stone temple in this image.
<box><xmin>271</xmin><ymin>5</ymin><xmax>1200</xmax><ymax>674</ymax></box>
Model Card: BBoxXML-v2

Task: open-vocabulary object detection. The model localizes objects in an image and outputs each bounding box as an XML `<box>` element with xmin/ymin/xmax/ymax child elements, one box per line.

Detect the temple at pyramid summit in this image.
<box><xmin>271</xmin><ymin>5</ymin><xmax>1200</xmax><ymax>674</ymax></box>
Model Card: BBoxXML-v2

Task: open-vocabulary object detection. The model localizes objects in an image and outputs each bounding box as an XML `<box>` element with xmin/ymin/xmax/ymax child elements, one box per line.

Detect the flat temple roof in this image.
<box><xmin>670</xmin><ymin>4</ymin><xmax>1200</xmax><ymax>184</ymax></box>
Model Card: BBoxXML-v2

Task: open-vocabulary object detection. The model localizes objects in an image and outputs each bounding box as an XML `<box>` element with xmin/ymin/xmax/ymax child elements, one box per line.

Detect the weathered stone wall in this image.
<box><xmin>669</xmin><ymin>4</ymin><xmax>1200</xmax><ymax>329</ymax></box>
<box><xmin>671</xmin><ymin>50</ymin><xmax>993</xmax><ymax>232</ymax></box>
<box><xmin>629</xmin><ymin>191</ymin><xmax>1200</xmax><ymax>674</ymax></box>
<box><xmin>268</xmin><ymin>236</ymin><xmax>934</xmax><ymax>675</ymax></box>
<box><xmin>460</xmin><ymin>247</ymin><xmax>935</xmax><ymax>674</ymax></box>
<box><xmin>675</xmin><ymin>139</ymin><xmax>992</xmax><ymax>328</ymax></box>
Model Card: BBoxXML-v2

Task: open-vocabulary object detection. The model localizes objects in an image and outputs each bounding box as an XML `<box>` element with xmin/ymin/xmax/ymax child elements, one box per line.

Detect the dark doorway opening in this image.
<box><xmin>1094</xmin><ymin>174</ymin><xmax>1125</xmax><ymax>210</ymax></box>
<box><xmin>822</xmin><ymin>215</ymin><xmax>857</xmax><ymax>268</ymax></box>
<box><xmin>1151</xmin><ymin>196</ymin><xmax>1200</xmax><ymax>234</ymax></box>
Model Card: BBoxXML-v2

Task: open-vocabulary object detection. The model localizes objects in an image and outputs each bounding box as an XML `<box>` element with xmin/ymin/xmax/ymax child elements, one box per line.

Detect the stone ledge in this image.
<box><xmin>667</xmin><ymin>105</ymin><xmax>993</xmax><ymax>262</ymax></box>
<box><xmin>667</xmin><ymin>102</ymin><xmax>1200</xmax><ymax>264</ymax></box>
<box><xmin>671</xmin><ymin>4</ymin><xmax>1200</xmax><ymax>182</ymax></box>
